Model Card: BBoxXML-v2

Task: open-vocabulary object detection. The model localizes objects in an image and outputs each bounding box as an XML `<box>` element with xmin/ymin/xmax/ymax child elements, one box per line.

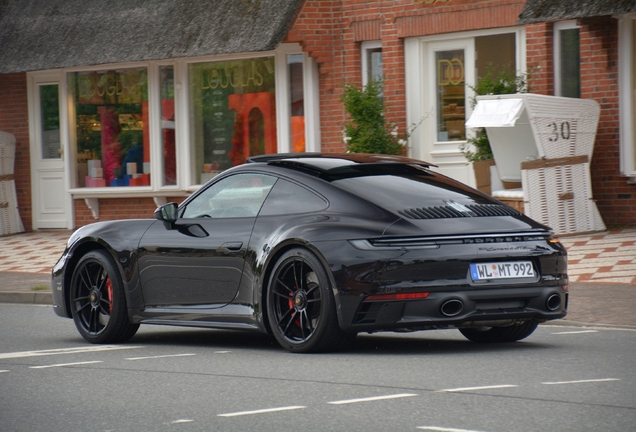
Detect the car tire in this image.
<box><xmin>459</xmin><ymin>321</ymin><xmax>538</xmax><ymax>343</ymax></box>
<box><xmin>70</xmin><ymin>250</ymin><xmax>139</xmax><ymax>344</ymax></box>
<box><xmin>267</xmin><ymin>248</ymin><xmax>354</xmax><ymax>353</ymax></box>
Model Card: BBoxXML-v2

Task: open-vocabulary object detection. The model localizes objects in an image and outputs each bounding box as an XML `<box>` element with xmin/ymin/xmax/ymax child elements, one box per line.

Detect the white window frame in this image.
<box><xmin>274</xmin><ymin>45</ymin><xmax>321</xmax><ymax>156</ymax></box>
<box><xmin>404</xmin><ymin>26</ymin><xmax>526</xmax><ymax>163</ymax></box>
<box><xmin>554</xmin><ymin>20</ymin><xmax>581</xmax><ymax>97</ymax></box>
<box><xmin>27</xmin><ymin>44</ymin><xmax>320</xmax><ymax>204</ymax></box>
<box><xmin>361</xmin><ymin>40</ymin><xmax>382</xmax><ymax>85</ymax></box>
<box><xmin>619</xmin><ymin>16</ymin><xmax>636</xmax><ymax>178</ymax></box>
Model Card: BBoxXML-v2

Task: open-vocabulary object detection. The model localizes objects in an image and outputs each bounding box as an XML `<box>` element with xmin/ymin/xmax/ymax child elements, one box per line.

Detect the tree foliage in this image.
<box><xmin>341</xmin><ymin>80</ymin><xmax>406</xmax><ymax>155</ymax></box>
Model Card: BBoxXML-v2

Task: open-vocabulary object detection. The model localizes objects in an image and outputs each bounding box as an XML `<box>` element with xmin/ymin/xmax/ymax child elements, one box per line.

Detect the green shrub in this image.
<box><xmin>341</xmin><ymin>80</ymin><xmax>407</xmax><ymax>155</ymax></box>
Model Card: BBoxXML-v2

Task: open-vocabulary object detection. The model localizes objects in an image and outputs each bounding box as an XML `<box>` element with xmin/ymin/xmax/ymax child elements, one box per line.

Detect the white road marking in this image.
<box><xmin>0</xmin><ymin>345</ymin><xmax>144</xmax><ymax>360</ymax></box>
<box><xmin>218</xmin><ymin>406</ymin><xmax>306</xmax><ymax>417</ymax></box>
<box><xmin>542</xmin><ymin>378</ymin><xmax>620</xmax><ymax>385</ymax></box>
<box><xmin>0</xmin><ymin>370</ymin><xmax>9</xmax><ymax>373</ymax></box>
<box><xmin>125</xmin><ymin>353</ymin><xmax>196</xmax><ymax>361</ymax></box>
<box><xmin>544</xmin><ymin>324</ymin><xmax>636</xmax><ymax>332</ymax></box>
<box><xmin>214</xmin><ymin>351</ymin><xmax>231</xmax><ymax>354</ymax></box>
<box><xmin>328</xmin><ymin>393</ymin><xmax>418</xmax><ymax>405</ymax></box>
<box><xmin>170</xmin><ymin>419</ymin><xmax>194</xmax><ymax>424</ymax></box>
<box><xmin>551</xmin><ymin>330</ymin><xmax>598</xmax><ymax>335</ymax></box>
<box><xmin>437</xmin><ymin>384</ymin><xmax>518</xmax><ymax>393</ymax></box>
<box><xmin>418</xmin><ymin>427</ymin><xmax>487</xmax><ymax>432</ymax></box>
<box><xmin>30</xmin><ymin>360</ymin><xmax>103</xmax><ymax>369</ymax></box>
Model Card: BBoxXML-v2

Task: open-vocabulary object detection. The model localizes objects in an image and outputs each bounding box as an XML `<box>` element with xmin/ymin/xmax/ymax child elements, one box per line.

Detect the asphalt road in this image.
<box><xmin>1</xmin><ymin>304</ymin><xmax>635</xmax><ymax>432</ymax></box>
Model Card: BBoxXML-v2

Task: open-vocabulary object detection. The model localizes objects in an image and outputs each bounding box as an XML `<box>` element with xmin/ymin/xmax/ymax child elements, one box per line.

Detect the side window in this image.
<box><xmin>362</xmin><ymin>41</ymin><xmax>383</xmax><ymax>86</ymax></box>
<box><xmin>259</xmin><ymin>179</ymin><xmax>328</xmax><ymax>216</ymax></box>
<box><xmin>182</xmin><ymin>173</ymin><xmax>277</xmax><ymax>219</ymax></box>
<box><xmin>554</xmin><ymin>20</ymin><xmax>581</xmax><ymax>98</ymax></box>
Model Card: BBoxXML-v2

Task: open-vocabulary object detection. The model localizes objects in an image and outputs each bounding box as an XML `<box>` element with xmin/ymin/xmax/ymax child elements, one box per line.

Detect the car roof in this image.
<box><xmin>246</xmin><ymin>153</ymin><xmax>435</xmax><ymax>181</ymax></box>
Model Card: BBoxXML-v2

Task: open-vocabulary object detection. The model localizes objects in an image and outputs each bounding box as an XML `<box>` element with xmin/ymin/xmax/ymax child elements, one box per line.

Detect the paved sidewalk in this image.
<box><xmin>1</xmin><ymin>227</ymin><xmax>635</xmax><ymax>328</ymax></box>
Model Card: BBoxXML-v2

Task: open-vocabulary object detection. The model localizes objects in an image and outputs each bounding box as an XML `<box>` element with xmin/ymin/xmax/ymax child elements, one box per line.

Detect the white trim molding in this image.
<box><xmin>619</xmin><ymin>17</ymin><xmax>636</xmax><ymax>178</ymax></box>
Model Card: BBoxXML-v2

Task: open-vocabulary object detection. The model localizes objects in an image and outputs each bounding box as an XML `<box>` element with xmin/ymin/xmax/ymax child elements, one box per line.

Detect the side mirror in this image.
<box><xmin>154</xmin><ymin>202</ymin><xmax>179</xmax><ymax>230</ymax></box>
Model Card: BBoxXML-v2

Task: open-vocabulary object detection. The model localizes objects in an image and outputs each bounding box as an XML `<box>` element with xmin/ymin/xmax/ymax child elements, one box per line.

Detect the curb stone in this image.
<box><xmin>0</xmin><ymin>291</ymin><xmax>53</xmax><ymax>305</ymax></box>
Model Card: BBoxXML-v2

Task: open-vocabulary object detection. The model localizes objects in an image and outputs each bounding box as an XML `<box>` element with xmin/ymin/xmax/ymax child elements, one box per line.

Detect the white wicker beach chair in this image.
<box><xmin>0</xmin><ymin>131</ymin><xmax>25</xmax><ymax>236</ymax></box>
<box><xmin>466</xmin><ymin>94</ymin><xmax>605</xmax><ymax>235</ymax></box>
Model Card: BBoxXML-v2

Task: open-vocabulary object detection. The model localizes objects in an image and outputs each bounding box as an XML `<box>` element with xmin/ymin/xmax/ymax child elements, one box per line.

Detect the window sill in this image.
<box><xmin>70</xmin><ymin>188</ymin><xmax>190</xmax><ymax>220</ymax></box>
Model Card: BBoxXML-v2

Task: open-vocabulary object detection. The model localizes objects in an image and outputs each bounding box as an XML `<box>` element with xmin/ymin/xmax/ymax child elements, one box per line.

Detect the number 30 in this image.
<box><xmin>548</xmin><ymin>121</ymin><xmax>571</xmax><ymax>142</ymax></box>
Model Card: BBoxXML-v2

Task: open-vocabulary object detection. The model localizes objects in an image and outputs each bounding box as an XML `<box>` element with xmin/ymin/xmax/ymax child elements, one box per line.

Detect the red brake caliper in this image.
<box><xmin>288</xmin><ymin>286</ymin><xmax>300</xmax><ymax>327</ymax></box>
<box><xmin>106</xmin><ymin>278</ymin><xmax>113</xmax><ymax>312</ymax></box>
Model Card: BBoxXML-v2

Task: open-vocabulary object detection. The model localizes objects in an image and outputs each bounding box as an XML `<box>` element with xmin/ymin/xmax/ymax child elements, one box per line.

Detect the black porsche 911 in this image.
<box><xmin>51</xmin><ymin>153</ymin><xmax>568</xmax><ymax>352</ymax></box>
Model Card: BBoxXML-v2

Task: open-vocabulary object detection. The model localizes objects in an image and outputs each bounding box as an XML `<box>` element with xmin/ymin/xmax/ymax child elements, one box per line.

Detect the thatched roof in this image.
<box><xmin>0</xmin><ymin>0</ymin><xmax>303</xmax><ymax>74</ymax></box>
<box><xmin>519</xmin><ymin>0</ymin><xmax>636</xmax><ymax>24</ymax></box>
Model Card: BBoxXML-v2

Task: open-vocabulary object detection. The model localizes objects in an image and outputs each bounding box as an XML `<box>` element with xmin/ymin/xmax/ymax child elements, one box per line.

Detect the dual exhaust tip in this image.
<box><xmin>439</xmin><ymin>294</ymin><xmax>562</xmax><ymax>317</ymax></box>
<box><xmin>440</xmin><ymin>299</ymin><xmax>464</xmax><ymax>317</ymax></box>
<box><xmin>546</xmin><ymin>293</ymin><xmax>562</xmax><ymax>311</ymax></box>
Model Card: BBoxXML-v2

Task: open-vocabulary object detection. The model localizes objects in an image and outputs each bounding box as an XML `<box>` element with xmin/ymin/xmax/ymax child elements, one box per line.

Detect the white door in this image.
<box><xmin>29</xmin><ymin>73</ymin><xmax>73</xmax><ymax>229</ymax></box>
<box><xmin>409</xmin><ymin>38</ymin><xmax>476</xmax><ymax>186</ymax></box>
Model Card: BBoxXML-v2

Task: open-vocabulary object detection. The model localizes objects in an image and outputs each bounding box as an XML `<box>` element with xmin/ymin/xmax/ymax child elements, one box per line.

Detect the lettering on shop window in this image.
<box><xmin>78</xmin><ymin>74</ymin><xmax>144</xmax><ymax>100</ymax></box>
<box><xmin>201</xmin><ymin>61</ymin><xmax>265</xmax><ymax>90</ymax></box>
<box><xmin>437</xmin><ymin>58</ymin><xmax>464</xmax><ymax>86</ymax></box>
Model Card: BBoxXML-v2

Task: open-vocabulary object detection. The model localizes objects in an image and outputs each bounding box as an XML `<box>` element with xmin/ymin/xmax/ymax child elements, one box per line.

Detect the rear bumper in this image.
<box><xmin>346</xmin><ymin>285</ymin><xmax>567</xmax><ymax>332</ymax></box>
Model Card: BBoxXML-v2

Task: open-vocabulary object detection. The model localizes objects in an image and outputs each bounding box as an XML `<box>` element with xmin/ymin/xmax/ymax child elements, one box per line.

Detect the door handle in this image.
<box><xmin>219</xmin><ymin>242</ymin><xmax>243</xmax><ymax>253</ymax></box>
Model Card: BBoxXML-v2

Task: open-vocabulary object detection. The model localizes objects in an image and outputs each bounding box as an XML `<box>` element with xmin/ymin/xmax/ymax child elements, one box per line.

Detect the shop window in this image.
<box><xmin>288</xmin><ymin>54</ymin><xmax>305</xmax><ymax>153</ymax></box>
<box><xmin>46</xmin><ymin>45</ymin><xmax>316</xmax><ymax>194</ymax></box>
<box><xmin>554</xmin><ymin>21</ymin><xmax>581</xmax><ymax>98</ymax></box>
<box><xmin>436</xmin><ymin>49</ymin><xmax>466</xmax><ymax>142</ymax></box>
<box><xmin>68</xmin><ymin>67</ymin><xmax>149</xmax><ymax>188</ymax></box>
<box><xmin>189</xmin><ymin>57</ymin><xmax>277</xmax><ymax>184</ymax></box>
<box><xmin>160</xmin><ymin>66</ymin><xmax>177</xmax><ymax>186</ymax></box>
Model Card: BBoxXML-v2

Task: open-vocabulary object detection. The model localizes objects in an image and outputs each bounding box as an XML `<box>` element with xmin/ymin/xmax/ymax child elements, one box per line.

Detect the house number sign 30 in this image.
<box><xmin>547</xmin><ymin>121</ymin><xmax>572</xmax><ymax>142</ymax></box>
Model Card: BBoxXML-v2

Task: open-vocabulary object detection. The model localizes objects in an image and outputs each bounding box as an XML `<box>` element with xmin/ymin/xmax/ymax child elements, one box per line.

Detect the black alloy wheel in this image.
<box><xmin>459</xmin><ymin>320</ymin><xmax>538</xmax><ymax>343</ymax></box>
<box><xmin>267</xmin><ymin>248</ymin><xmax>353</xmax><ymax>353</ymax></box>
<box><xmin>70</xmin><ymin>250</ymin><xmax>139</xmax><ymax>344</ymax></box>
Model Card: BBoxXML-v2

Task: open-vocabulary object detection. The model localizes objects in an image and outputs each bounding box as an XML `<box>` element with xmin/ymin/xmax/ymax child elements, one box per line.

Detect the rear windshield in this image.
<box><xmin>331</xmin><ymin>168</ymin><xmax>489</xmax><ymax>209</ymax></box>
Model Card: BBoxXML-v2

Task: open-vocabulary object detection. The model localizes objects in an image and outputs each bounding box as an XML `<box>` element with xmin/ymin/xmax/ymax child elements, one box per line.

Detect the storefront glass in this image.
<box><xmin>288</xmin><ymin>54</ymin><xmax>305</xmax><ymax>153</ymax></box>
<box><xmin>189</xmin><ymin>57</ymin><xmax>277</xmax><ymax>184</ymax></box>
<box><xmin>160</xmin><ymin>66</ymin><xmax>177</xmax><ymax>186</ymax></box>
<box><xmin>436</xmin><ymin>50</ymin><xmax>466</xmax><ymax>142</ymax></box>
<box><xmin>68</xmin><ymin>67</ymin><xmax>149</xmax><ymax>188</ymax></box>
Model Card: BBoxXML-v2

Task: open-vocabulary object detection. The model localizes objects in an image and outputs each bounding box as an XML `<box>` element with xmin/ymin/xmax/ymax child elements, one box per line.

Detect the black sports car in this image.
<box><xmin>52</xmin><ymin>153</ymin><xmax>568</xmax><ymax>352</ymax></box>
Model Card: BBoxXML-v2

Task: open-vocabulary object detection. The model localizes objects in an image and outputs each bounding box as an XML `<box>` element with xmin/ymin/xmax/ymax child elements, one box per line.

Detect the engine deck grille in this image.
<box><xmin>399</xmin><ymin>204</ymin><xmax>520</xmax><ymax>220</ymax></box>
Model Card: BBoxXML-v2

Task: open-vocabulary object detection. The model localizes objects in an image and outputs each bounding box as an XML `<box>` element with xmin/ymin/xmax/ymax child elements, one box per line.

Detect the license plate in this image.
<box><xmin>470</xmin><ymin>261</ymin><xmax>535</xmax><ymax>280</ymax></box>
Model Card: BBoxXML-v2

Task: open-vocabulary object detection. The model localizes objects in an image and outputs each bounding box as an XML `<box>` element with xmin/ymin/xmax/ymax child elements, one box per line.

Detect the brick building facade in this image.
<box><xmin>0</xmin><ymin>0</ymin><xmax>634</xmax><ymax>231</ymax></box>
